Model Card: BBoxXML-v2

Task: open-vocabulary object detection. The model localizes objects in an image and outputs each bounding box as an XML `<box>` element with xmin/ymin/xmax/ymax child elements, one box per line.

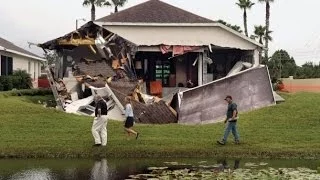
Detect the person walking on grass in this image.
<box><xmin>217</xmin><ymin>95</ymin><xmax>240</xmax><ymax>145</ymax></box>
<box><xmin>92</xmin><ymin>95</ymin><xmax>108</xmax><ymax>147</ymax></box>
<box><xmin>124</xmin><ymin>97</ymin><xmax>139</xmax><ymax>140</ymax></box>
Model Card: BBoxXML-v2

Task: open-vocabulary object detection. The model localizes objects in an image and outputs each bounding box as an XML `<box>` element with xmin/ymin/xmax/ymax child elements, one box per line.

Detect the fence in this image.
<box><xmin>282</xmin><ymin>78</ymin><xmax>320</xmax><ymax>93</ymax></box>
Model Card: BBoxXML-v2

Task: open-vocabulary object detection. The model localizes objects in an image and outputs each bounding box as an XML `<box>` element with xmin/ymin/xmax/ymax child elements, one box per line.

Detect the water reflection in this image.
<box><xmin>8</xmin><ymin>169</ymin><xmax>54</xmax><ymax>180</ymax></box>
<box><xmin>90</xmin><ymin>159</ymin><xmax>109</xmax><ymax>180</ymax></box>
<box><xmin>2</xmin><ymin>159</ymin><xmax>118</xmax><ymax>180</ymax></box>
<box><xmin>0</xmin><ymin>158</ymin><xmax>318</xmax><ymax>180</ymax></box>
<box><xmin>217</xmin><ymin>159</ymin><xmax>240</xmax><ymax>170</ymax></box>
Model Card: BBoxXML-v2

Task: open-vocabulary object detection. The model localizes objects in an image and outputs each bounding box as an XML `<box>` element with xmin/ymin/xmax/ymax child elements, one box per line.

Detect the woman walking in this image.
<box><xmin>124</xmin><ymin>97</ymin><xmax>139</xmax><ymax>140</ymax></box>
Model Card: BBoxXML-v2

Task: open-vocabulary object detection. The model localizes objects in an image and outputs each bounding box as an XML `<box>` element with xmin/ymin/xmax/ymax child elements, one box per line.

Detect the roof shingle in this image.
<box><xmin>96</xmin><ymin>0</ymin><xmax>214</xmax><ymax>23</ymax></box>
<box><xmin>0</xmin><ymin>37</ymin><xmax>39</xmax><ymax>58</ymax></box>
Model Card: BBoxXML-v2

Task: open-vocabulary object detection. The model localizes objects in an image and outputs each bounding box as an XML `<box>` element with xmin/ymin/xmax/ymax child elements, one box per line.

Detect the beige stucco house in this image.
<box><xmin>94</xmin><ymin>0</ymin><xmax>264</xmax><ymax>88</ymax></box>
<box><xmin>0</xmin><ymin>37</ymin><xmax>45</xmax><ymax>88</ymax></box>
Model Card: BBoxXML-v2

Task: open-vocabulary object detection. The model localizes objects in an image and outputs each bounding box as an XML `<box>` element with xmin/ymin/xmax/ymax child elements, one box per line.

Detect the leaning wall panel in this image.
<box><xmin>178</xmin><ymin>67</ymin><xmax>275</xmax><ymax>124</ymax></box>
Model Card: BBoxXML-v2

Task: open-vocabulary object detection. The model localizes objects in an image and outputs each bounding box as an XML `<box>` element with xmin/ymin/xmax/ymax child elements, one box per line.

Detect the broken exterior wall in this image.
<box><xmin>178</xmin><ymin>66</ymin><xmax>275</xmax><ymax>125</ymax></box>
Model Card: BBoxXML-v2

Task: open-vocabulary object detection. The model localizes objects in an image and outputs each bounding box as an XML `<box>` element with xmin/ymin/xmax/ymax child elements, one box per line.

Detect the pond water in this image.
<box><xmin>0</xmin><ymin>158</ymin><xmax>319</xmax><ymax>180</ymax></box>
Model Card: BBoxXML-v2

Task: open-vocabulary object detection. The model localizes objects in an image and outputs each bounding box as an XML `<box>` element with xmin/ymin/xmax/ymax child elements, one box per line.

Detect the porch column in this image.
<box><xmin>198</xmin><ymin>53</ymin><xmax>203</xmax><ymax>86</ymax></box>
<box><xmin>54</xmin><ymin>51</ymin><xmax>64</xmax><ymax>79</ymax></box>
<box><xmin>202</xmin><ymin>53</ymin><xmax>208</xmax><ymax>84</ymax></box>
<box><xmin>253</xmin><ymin>48</ymin><xmax>260</xmax><ymax>67</ymax></box>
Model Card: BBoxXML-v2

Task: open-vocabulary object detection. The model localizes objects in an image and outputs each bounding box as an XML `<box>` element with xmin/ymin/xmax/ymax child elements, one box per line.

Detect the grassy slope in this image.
<box><xmin>0</xmin><ymin>93</ymin><xmax>319</xmax><ymax>159</ymax></box>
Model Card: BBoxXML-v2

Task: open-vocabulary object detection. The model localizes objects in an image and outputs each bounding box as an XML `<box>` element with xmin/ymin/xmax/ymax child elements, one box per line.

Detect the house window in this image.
<box><xmin>1</xmin><ymin>55</ymin><xmax>13</xmax><ymax>76</ymax></box>
<box><xmin>155</xmin><ymin>60</ymin><xmax>171</xmax><ymax>87</ymax></box>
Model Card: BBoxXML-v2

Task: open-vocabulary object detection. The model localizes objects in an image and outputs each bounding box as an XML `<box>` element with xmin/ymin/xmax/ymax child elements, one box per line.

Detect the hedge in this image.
<box><xmin>1</xmin><ymin>89</ymin><xmax>53</xmax><ymax>97</ymax></box>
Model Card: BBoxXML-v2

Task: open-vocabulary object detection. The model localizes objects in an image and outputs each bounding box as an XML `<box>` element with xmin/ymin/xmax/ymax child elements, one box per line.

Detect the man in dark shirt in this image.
<box><xmin>217</xmin><ymin>95</ymin><xmax>240</xmax><ymax>145</ymax></box>
<box><xmin>92</xmin><ymin>95</ymin><xmax>108</xmax><ymax>147</ymax></box>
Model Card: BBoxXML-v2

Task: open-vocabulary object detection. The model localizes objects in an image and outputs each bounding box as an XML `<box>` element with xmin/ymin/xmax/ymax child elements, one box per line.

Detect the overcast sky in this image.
<box><xmin>1</xmin><ymin>0</ymin><xmax>319</xmax><ymax>65</ymax></box>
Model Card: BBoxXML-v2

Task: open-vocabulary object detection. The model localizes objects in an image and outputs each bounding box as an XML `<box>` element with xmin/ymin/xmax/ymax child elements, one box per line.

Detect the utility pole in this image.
<box><xmin>76</xmin><ymin>18</ymin><xmax>86</xmax><ymax>30</ymax></box>
<box><xmin>279</xmin><ymin>52</ymin><xmax>282</xmax><ymax>80</ymax></box>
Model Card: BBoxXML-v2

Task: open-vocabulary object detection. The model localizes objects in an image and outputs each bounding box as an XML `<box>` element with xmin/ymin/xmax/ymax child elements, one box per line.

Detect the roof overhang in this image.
<box><xmin>0</xmin><ymin>45</ymin><xmax>46</xmax><ymax>62</ymax></box>
<box><xmin>94</xmin><ymin>22</ymin><xmax>263</xmax><ymax>49</ymax></box>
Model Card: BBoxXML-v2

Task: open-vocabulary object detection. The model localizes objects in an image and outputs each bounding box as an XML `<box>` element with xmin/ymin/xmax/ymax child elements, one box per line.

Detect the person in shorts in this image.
<box><xmin>124</xmin><ymin>97</ymin><xmax>139</xmax><ymax>140</ymax></box>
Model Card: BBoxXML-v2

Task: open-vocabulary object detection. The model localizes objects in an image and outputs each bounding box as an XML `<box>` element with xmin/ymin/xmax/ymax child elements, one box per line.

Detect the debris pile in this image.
<box><xmin>40</xmin><ymin>22</ymin><xmax>177</xmax><ymax>123</ymax></box>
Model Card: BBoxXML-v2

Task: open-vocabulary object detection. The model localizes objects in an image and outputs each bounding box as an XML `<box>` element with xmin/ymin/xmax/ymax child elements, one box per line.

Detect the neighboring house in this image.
<box><xmin>0</xmin><ymin>37</ymin><xmax>45</xmax><ymax>88</ymax></box>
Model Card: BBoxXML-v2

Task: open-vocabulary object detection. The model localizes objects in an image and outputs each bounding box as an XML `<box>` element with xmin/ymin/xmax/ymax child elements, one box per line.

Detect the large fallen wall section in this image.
<box><xmin>178</xmin><ymin>67</ymin><xmax>275</xmax><ymax>124</ymax></box>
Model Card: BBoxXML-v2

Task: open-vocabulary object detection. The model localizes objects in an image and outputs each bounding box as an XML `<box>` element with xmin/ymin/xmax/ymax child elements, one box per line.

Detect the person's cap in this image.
<box><xmin>224</xmin><ymin>95</ymin><xmax>232</xmax><ymax>100</ymax></box>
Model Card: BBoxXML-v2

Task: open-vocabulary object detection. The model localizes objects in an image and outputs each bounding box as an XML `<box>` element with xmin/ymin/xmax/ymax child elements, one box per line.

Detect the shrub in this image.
<box><xmin>0</xmin><ymin>69</ymin><xmax>33</xmax><ymax>91</ymax></box>
<box><xmin>12</xmin><ymin>69</ymin><xmax>32</xmax><ymax>89</ymax></box>
<box><xmin>8</xmin><ymin>89</ymin><xmax>53</xmax><ymax>96</ymax></box>
<box><xmin>0</xmin><ymin>76</ymin><xmax>13</xmax><ymax>91</ymax></box>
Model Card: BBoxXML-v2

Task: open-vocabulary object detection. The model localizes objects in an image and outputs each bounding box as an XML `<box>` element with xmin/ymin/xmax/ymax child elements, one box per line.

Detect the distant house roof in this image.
<box><xmin>0</xmin><ymin>37</ymin><xmax>45</xmax><ymax>61</ymax></box>
<box><xmin>96</xmin><ymin>0</ymin><xmax>214</xmax><ymax>23</ymax></box>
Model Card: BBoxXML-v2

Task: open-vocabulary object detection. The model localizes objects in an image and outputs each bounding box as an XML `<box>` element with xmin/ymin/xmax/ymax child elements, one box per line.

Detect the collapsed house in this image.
<box><xmin>39</xmin><ymin>0</ymin><xmax>276</xmax><ymax>124</ymax></box>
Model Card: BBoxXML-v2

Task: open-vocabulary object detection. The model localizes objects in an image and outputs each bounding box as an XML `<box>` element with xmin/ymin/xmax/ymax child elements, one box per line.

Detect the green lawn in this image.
<box><xmin>0</xmin><ymin>93</ymin><xmax>319</xmax><ymax>159</ymax></box>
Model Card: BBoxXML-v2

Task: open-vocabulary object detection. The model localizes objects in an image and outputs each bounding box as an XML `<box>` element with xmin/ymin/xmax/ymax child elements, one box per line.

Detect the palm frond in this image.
<box><xmin>247</xmin><ymin>2</ymin><xmax>255</xmax><ymax>8</ymax></box>
<box><xmin>95</xmin><ymin>0</ymin><xmax>107</xmax><ymax>7</ymax></box>
<box><xmin>110</xmin><ymin>0</ymin><xmax>127</xmax><ymax>7</ymax></box>
<box><xmin>258</xmin><ymin>0</ymin><xmax>274</xmax><ymax>3</ymax></box>
<box><xmin>117</xmin><ymin>0</ymin><xmax>127</xmax><ymax>7</ymax></box>
<box><xmin>250</xmin><ymin>35</ymin><xmax>257</xmax><ymax>40</ymax></box>
<box><xmin>237</xmin><ymin>0</ymin><xmax>255</xmax><ymax>9</ymax></box>
<box><xmin>104</xmin><ymin>1</ymin><xmax>112</xmax><ymax>6</ymax></box>
<box><xmin>82</xmin><ymin>0</ymin><xmax>91</xmax><ymax>6</ymax></box>
<box><xmin>254</xmin><ymin>25</ymin><xmax>266</xmax><ymax>36</ymax></box>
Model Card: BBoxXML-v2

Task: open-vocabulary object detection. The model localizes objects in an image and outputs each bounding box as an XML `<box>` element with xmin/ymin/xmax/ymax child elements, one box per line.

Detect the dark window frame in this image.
<box><xmin>1</xmin><ymin>55</ymin><xmax>13</xmax><ymax>76</ymax></box>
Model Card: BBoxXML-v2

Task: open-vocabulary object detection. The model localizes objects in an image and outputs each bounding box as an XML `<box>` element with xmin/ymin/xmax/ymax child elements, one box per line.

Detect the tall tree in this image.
<box><xmin>218</xmin><ymin>20</ymin><xmax>243</xmax><ymax>33</ymax></box>
<box><xmin>105</xmin><ymin>0</ymin><xmax>128</xmax><ymax>13</ymax></box>
<box><xmin>236</xmin><ymin>0</ymin><xmax>255</xmax><ymax>37</ymax></box>
<box><xmin>83</xmin><ymin>0</ymin><xmax>107</xmax><ymax>21</ymax></box>
<box><xmin>258</xmin><ymin>0</ymin><xmax>274</xmax><ymax>60</ymax></box>
<box><xmin>268</xmin><ymin>50</ymin><xmax>297</xmax><ymax>80</ymax></box>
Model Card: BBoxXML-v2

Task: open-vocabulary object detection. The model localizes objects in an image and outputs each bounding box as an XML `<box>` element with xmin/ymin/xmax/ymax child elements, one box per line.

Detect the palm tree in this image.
<box><xmin>236</xmin><ymin>0</ymin><xmax>255</xmax><ymax>37</ymax></box>
<box><xmin>252</xmin><ymin>25</ymin><xmax>273</xmax><ymax>64</ymax></box>
<box><xmin>218</xmin><ymin>20</ymin><xmax>243</xmax><ymax>33</ymax></box>
<box><xmin>264</xmin><ymin>30</ymin><xmax>273</xmax><ymax>43</ymax></box>
<box><xmin>105</xmin><ymin>0</ymin><xmax>128</xmax><ymax>13</ymax></box>
<box><xmin>258</xmin><ymin>0</ymin><xmax>274</xmax><ymax>60</ymax></box>
<box><xmin>83</xmin><ymin>0</ymin><xmax>107</xmax><ymax>21</ymax></box>
<box><xmin>253</xmin><ymin>25</ymin><xmax>266</xmax><ymax>44</ymax></box>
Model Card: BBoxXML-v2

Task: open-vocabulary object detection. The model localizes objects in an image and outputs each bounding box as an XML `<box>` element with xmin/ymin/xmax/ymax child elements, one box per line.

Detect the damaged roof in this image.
<box><xmin>101</xmin><ymin>25</ymin><xmax>263</xmax><ymax>48</ymax></box>
<box><xmin>77</xmin><ymin>60</ymin><xmax>115</xmax><ymax>78</ymax></box>
<box><xmin>0</xmin><ymin>37</ymin><xmax>45</xmax><ymax>61</ymax></box>
<box><xmin>39</xmin><ymin>22</ymin><xmax>106</xmax><ymax>50</ymax></box>
<box><xmin>95</xmin><ymin>0</ymin><xmax>214</xmax><ymax>23</ymax></box>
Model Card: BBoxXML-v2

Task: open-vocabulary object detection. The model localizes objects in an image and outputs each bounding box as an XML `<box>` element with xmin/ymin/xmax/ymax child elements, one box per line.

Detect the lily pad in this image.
<box><xmin>163</xmin><ymin>162</ymin><xmax>179</xmax><ymax>165</ymax></box>
<box><xmin>128</xmin><ymin>166</ymin><xmax>320</xmax><ymax>180</ymax></box>
<box><xmin>147</xmin><ymin>167</ymin><xmax>168</xmax><ymax>171</ymax></box>
<box><xmin>259</xmin><ymin>162</ymin><xmax>268</xmax><ymax>166</ymax></box>
<box><xmin>244</xmin><ymin>163</ymin><xmax>259</xmax><ymax>167</ymax></box>
<box><xmin>198</xmin><ymin>161</ymin><xmax>207</xmax><ymax>164</ymax></box>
